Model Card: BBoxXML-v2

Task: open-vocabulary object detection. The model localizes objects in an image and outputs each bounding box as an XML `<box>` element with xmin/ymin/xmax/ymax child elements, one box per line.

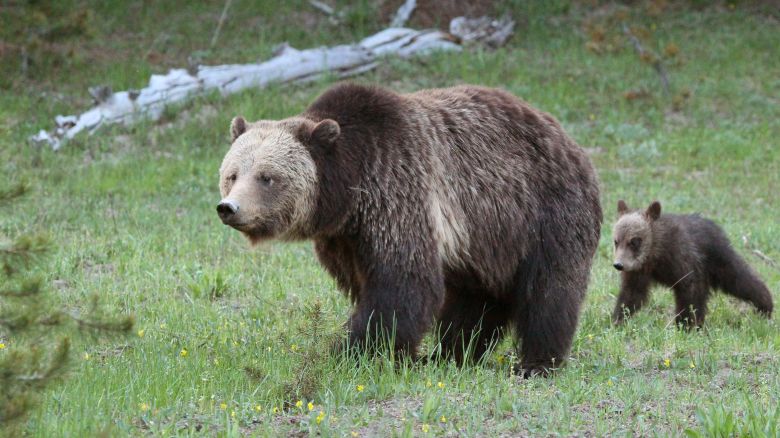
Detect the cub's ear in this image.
<box><xmin>645</xmin><ymin>201</ymin><xmax>662</xmax><ymax>221</ymax></box>
<box><xmin>617</xmin><ymin>200</ymin><xmax>629</xmax><ymax>216</ymax></box>
<box><xmin>230</xmin><ymin>116</ymin><xmax>247</xmax><ymax>142</ymax></box>
<box><xmin>311</xmin><ymin>119</ymin><xmax>340</xmax><ymax>145</ymax></box>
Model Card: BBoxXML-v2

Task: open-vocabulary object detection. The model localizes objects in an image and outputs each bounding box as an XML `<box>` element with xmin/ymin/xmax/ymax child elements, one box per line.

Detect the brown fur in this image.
<box><xmin>612</xmin><ymin>200</ymin><xmax>773</xmax><ymax>327</ymax></box>
<box><xmin>218</xmin><ymin>83</ymin><xmax>603</xmax><ymax>376</ymax></box>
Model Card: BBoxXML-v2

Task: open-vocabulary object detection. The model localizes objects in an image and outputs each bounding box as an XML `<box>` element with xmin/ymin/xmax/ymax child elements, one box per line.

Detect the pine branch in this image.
<box><xmin>68</xmin><ymin>312</ymin><xmax>134</xmax><ymax>333</ymax></box>
<box><xmin>12</xmin><ymin>339</ymin><xmax>70</xmax><ymax>385</ymax></box>
<box><xmin>0</xmin><ymin>183</ymin><xmax>29</xmax><ymax>205</ymax></box>
<box><xmin>0</xmin><ymin>278</ymin><xmax>43</xmax><ymax>298</ymax></box>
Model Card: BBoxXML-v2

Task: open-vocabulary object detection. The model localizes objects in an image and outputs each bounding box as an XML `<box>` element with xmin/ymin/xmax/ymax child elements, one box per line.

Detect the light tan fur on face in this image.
<box><xmin>219</xmin><ymin>118</ymin><xmax>317</xmax><ymax>243</ymax></box>
<box><xmin>612</xmin><ymin>212</ymin><xmax>652</xmax><ymax>271</ymax></box>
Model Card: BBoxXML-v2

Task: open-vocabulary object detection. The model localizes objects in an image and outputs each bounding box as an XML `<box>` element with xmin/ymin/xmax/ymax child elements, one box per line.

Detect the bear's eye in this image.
<box><xmin>629</xmin><ymin>237</ymin><xmax>642</xmax><ymax>249</ymax></box>
<box><xmin>228</xmin><ymin>174</ymin><xmax>237</xmax><ymax>182</ymax></box>
<box><xmin>259</xmin><ymin>174</ymin><xmax>274</xmax><ymax>186</ymax></box>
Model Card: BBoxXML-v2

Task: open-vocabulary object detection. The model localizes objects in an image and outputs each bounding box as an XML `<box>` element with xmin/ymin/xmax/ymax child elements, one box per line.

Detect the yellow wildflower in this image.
<box><xmin>437</xmin><ymin>381</ymin><xmax>444</xmax><ymax>389</ymax></box>
<box><xmin>295</xmin><ymin>400</ymin><xmax>303</xmax><ymax>408</ymax></box>
<box><xmin>663</xmin><ymin>358</ymin><xmax>671</xmax><ymax>368</ymax></box>
<box><xmin>422</xmin><ymin>424</ymin><xmax>430</xmax><ymax>433</ymax></box>
<box><xmin>231</xmin><ymin>411</ymin><xmax>236</xmax><ymax>418</ymax></box>
<box><xmin>690</xmin><ymin>361</ymin><xmax>696</xmax><ymax>369</ymax></box>
<box><xmin>0</xmin><ymin>343</ymin><xmax>5</xmax><ymax>349</ymax></box>
<box><xmin>137</xmin><ymin>329</ymin><xmax>145</xmax><ymax>338</ymax></box>
<box><xmin>83</xmin><ymin>353</ymin><xmax>91</xmax><ymax>360</ymax></box>
<box><xmin>316</xmin><ymin>411</ymin><xmax>325</xmax><ymax>424</ymax></box>
<box><xmin>607</xmin><ymin>379</ymin><xmax>613</xmax><ymax>386</ymax></box>
<box><xmin>273</xmin><ymin>407</ymin><xmax>279</xmax><ymax>414</ymax></box>
<box><xmin>290</xmin><ymin>344</ymin><xmax>298</xmax><ymax>352</ymax></box>
<box><xmin>587</xmin><ymin>334</ymin><xmax>594</xmax><ymax>341</ymax></box>
<box><xmin>308</xmin><ymin>401</ymin><xmax>314</xmax><ymax>411</ymax></box>
<box><xmin>220</xmin><ymin>402</ymin><xmax>227</xmax><ymax>410</ymax></box>
<box><xmin>440</xmin><ymin>415</ymin><xmax>447</xmax><ymax>423</ymax></box>
<box><xmin>255</xmin><ymin>405</ymin><xmax>262</xmax><ymax>412</ymax></box>
<box><xmin>159</xmin><ymin>323</ymin><xmax>167</xmax><ymax>329</ymax></box>
<box><xmin>356</xmin><ymin>384</ymin><xmax>364</xmax><ymax>392</ymax></box>
<box><xmin>139</xmin><ymin>402</ymin><xmax>150</xmax><ymax>412</ymax></box>
<box><xmin>180</xmin><ymin>348</ymin><xmax>188</xmax><ymax>357</ymax></box>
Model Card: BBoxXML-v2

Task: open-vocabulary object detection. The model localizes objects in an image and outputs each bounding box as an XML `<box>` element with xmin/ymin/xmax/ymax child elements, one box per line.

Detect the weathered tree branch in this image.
<box><xmin>622</xmin><ymin>23</ymin><xmax>670</xmax><ymax>95</ymax></box>
<box><xmin>30</xmin><ymin>27</ymin><xmax>461</xmax><ymax>150</ymax></box>
<box><xmin>30</xmin><ymin>7</ymin><xmax>515</xmax><ymax>150</ymax></box>
<box><xmin>390</xmin><ymin>0</ymin><xmax>416</xmax><ymax>27</ymax></box>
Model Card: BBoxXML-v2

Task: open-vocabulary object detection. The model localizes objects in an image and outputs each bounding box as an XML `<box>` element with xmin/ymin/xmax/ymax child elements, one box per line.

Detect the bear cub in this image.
<box><xmin>612</xmin><ymin>200</ymin><xmax>773</xmax><ymax>327</ymax></box>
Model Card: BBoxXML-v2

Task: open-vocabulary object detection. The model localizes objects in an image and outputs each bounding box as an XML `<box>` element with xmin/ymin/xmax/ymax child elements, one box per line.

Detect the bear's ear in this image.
<box><xmin>230</xmin><ymin>116</ymin><xmax>247</xmax><ymax>142</ymax></box>
<box><xmin>617</xmin><ymin>200</ymin><xmax>629</xmax><ymax>217</ymax></box>
<box><xmin>645</xmin><ymin>201</ymin><xmax>662</xmax><ymax>221</ymax></box>
<box><xmin>311</xmin><ymin>119</ymin><xmax>340</xmax><ymax>145</ymax></box>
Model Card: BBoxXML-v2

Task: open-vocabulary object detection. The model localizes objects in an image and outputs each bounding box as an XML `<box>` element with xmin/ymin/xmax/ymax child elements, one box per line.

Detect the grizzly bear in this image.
<box><xmin>612</xmin><ymin>200</ymin><xmax>773</xmax><ymax>327</ymax></box>
<box><xmin>216</xmin><ymin>83</ymin><xmax>602</xmax><ymax>376</ymax></box>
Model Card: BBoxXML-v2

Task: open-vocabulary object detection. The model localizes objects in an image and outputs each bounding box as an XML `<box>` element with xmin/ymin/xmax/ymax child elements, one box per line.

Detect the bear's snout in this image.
<box><xmin>217</xmin><ymin>199</ymin><xmax>239</xmax><ymax>223</ymax></box>
<box><xmin>613</xmin><ymin>262</ymin><xmax>624</xmax><ymax>271</ymax></box>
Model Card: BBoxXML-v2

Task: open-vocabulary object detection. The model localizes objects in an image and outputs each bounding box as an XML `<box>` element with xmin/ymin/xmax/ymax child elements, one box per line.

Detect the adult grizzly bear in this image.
<box><xmin>217</xmin><ymin>83</ymin><xmax>602</xmax><ymax>376</ymax></box>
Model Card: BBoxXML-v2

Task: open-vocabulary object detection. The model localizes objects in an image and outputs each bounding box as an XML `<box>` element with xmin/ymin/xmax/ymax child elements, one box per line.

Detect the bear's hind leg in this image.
<box><xmin>516</xmin><ymin>268</ymin><xmax>586</xmax><ymax>377</ymax></box>
<box><xmin>709</xmin><ymin>248</ymin><xmax>773</xmax><ymax>316</ymax></box>
<box><xmin>672</xmin><ymin>279</ymin><xmax>709</xmax><ymax>328</ymax></box>
<box><xmin>437</xmin><ymin>291</ymin><xmax>509</xmax><ymax>365</ymax></box>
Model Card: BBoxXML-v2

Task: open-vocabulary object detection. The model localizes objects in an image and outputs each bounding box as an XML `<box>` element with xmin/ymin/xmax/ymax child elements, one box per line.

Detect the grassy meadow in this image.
<box><xmin>1</xmin><ymin>1</ymin><xmax>779</xmax><ymax>436</ymax></box>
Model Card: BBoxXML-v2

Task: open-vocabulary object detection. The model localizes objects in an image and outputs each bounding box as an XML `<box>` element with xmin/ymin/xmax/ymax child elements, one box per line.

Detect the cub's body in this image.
<box><xmin>612</xmin><ymin>201</ymin><xmax>773</xmax><ymax>327</ymax></box>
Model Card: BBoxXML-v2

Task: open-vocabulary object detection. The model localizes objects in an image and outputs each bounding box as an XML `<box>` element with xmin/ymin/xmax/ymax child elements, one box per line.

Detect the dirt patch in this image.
<box><xmin>82</xmin><ymin>261</ymin><xmax>116</xmax><ymax>277</ymax></box>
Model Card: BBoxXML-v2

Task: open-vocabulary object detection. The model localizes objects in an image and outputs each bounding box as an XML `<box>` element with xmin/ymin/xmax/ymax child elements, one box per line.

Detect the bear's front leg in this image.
<box><xmin>344</xmin><ymin>239</ymin><xmax>444</xmax><ymax>359</ymax></box>
<box><xmin>673</xmin><ymin>280</ymin><xmax>709</xmax><ymax>329</ymax></box>
<box><xmin>612</xmin><ymin>272</ymin><xmax>652</xmax><ymax>324</ymax></box>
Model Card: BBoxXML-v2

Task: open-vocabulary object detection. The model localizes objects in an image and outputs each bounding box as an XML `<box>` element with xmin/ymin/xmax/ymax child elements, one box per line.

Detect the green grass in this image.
<box><xmin>1</xmin><ymin>1</ymin><xmax>779</xmax><ymax>436</ymax></box>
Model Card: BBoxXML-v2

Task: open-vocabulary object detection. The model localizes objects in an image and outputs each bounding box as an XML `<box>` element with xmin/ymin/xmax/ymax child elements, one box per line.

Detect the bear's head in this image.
<box><xmin>217</xmin><ymin>115</ymin><xmax>340</xmax><ymax>244</ymax></box>
<box><xmin>612</xmin><ymin>200</ymin><xmax>661</xmax><ymax>272</ymax></box>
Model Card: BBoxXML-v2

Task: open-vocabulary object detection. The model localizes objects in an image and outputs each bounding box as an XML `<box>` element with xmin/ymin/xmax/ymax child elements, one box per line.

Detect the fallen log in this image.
<box><xmin>30</xmin><ymin>10</ymin><xmax>514</xmax><ymax>150</ymax></box>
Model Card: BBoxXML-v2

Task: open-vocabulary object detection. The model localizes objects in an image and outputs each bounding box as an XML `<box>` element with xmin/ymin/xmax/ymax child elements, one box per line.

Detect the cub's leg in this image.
<box><xmin>709</xmin><ymin>245</ymin><xmax>773</xmax><ymax>316</ymax></box>
<box><xmin>612</xmin><ymin>272</ymin><xmax>652</xmax><ymax>324</ymax></box>
<box><xmin>672</xmin><ymin>276</ymin><xmax>710</xmax><ymax>328</ymax></box>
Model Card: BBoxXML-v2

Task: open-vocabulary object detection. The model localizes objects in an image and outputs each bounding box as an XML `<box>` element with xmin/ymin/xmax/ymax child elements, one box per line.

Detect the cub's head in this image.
<box><xmin>612</xmin><ymin>200</ymin><xmax>661</xmax><ymax>272</ymax></box>
<box><xmin>217</xmin><ymin>115</ymin><xmax>340</xmax><ymax>244</ymax></box>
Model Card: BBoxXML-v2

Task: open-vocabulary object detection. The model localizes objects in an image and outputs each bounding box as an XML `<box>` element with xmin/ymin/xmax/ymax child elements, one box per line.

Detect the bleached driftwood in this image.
<box><xmin>30</xmin><ymin>27</ymin><xmax>460</xmax><ymax>150</ymax></box>
<box><xmin>31</xmin><ymin>6</ymin><xmax>515</xmax><ymax>150</ymax></box>
<box><xmin>450</xmin><ymin>15</ymin><xmax>515</xmax><ymax>48</ymax></box>
<box><xmin>390</xmin><ymin>0</ymin><xmax>416</xmax><ymax>27</ymax></box>
<box><xmin>308</xmin><ymin>1</ymin><xmax>342</xmax><ymax>25</ymax></box>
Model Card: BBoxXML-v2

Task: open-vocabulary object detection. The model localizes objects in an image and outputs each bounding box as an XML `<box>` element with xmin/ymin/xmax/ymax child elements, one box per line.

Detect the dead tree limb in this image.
<box><xmin>622</xmin><ymin>23</ymin><xmax>670</xmax><ymax>95</ymax></box>
<box><xmin>390</xmin><ymin>0</ymin><xmax>416</xmax><ymax>27</ymax></box>
<box><xmin>210</xmin><ymin>0</ymin><xmax>233</xmax><ymax>48</ymax></box>
<box><xmin>30</xmin><ymin>7</ymin><xmax>514</xmax><ymax>150</ymax></box>
<box><xmin>742</xmin><ymin>235</ymin><xmax>780</xmax><ymax>272</ymax></box>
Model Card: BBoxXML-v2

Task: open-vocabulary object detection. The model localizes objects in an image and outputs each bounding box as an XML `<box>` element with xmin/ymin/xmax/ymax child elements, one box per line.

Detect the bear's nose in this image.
<box><xmin>216</xmin><ymin>199</ymin><xmax>239</xmax><ymax>222</ymax></box>
<box><xmin>613</xmin><ymin>262</ymin><xmax>624</xmax><ymax>271</ymax></box>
